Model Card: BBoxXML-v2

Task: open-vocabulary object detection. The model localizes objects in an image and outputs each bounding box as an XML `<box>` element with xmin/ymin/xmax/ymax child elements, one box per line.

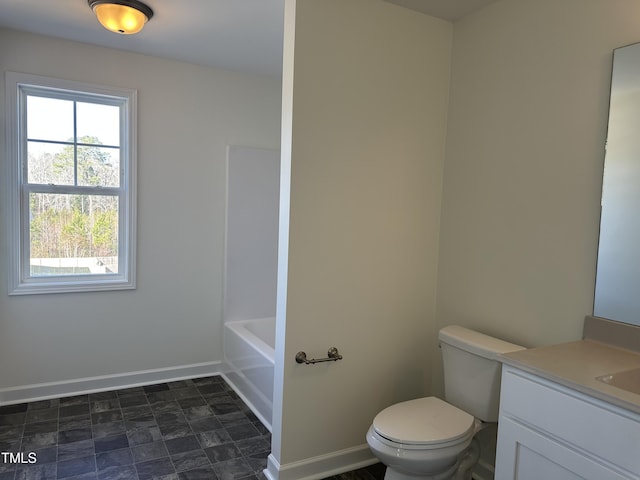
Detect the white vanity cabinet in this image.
<box><xmin>495</xmin><ymin>365</ymin><xmax>640</xmax><ymax>480</ymax></box>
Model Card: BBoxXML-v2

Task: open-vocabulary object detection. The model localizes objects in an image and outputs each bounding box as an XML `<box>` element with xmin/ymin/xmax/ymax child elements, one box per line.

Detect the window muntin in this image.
<box><xmin>6</xmin><ymin>73</ymin><xmax>136</xmax><ymax>294</ymax></box>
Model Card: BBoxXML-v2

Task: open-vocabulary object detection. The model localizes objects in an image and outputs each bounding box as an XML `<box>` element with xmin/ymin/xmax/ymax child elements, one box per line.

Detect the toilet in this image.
<box><xmin>366</xmin><ymin>325</ymin><xmax>524</xmax><ymax>480</ymax></box>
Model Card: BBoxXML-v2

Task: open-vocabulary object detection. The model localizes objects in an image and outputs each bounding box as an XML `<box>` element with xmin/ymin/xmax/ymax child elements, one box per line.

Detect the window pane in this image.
<box><xmin>29</xmin><ymin>193</ymin><xmax>119</xmax><ymax>276</ymax></box>
<box><xmin>27</xmin><ymin>96</ymin><xmax>74</xmax><ymax>142</ymax></box>
<box><xmin>77</xmin><ymin>146</ymin><xmax>120</xmax><ymax>187</ymax></box>
<box><xmin>27</xmin><ymin>141</ymin><xmax>74</xmax><ymax>185</ymax></box>
<box><xmin>77</xmin><ymin>102</ymin><xmax>120</xmax><ymax>147</ymax></box>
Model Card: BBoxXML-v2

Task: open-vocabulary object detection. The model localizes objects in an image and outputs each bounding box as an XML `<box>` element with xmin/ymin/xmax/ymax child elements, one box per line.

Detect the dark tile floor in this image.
<box><xmin>322</xmin><ymin>463</ymin><xmax>385</xmax><ymax>480</ymax></box>
<box><xmin>0</xmin><ymin>376</ymin><xmax>384</xmax><ymax>480</ymax></box>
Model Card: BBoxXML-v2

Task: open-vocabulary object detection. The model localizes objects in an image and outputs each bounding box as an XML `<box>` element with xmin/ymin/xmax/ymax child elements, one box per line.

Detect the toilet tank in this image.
<box><xmin>439</xmin><ymin>325</ymin><xmax>524</xmax><ymax>422</ymax></box>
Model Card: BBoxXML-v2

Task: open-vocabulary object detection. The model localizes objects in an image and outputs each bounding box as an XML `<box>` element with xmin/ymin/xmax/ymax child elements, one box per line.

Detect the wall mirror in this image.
<box><xmin>594</xmin><ymin>41</ymin><xmax>640</xmax><ymax>326</ymax></box>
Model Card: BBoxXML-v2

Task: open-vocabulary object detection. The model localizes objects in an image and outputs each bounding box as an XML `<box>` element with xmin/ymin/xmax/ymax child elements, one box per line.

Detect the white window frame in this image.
<box><xmin>5</xmin><ymin>72</ymin><xmax>137</xmax><ymax>295</ymax></box>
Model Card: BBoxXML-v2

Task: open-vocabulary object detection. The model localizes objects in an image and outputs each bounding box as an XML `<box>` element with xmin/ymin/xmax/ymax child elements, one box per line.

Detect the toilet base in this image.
<box><xmin>380</xmin><ymin>436</ymin><xmax>480</xmax><ymax>480</ymax></box>
<box><xmin>366</xmin><ymin>423</ymin><xmax>475</xmax><ymax>480</ymax></box>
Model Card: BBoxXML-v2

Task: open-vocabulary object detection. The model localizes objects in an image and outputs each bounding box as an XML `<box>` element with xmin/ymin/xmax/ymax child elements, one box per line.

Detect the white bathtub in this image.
<box><xmin>223</xmin><ymin>317</ymin><xmax>275</xmax><ymax>431</ymax></box>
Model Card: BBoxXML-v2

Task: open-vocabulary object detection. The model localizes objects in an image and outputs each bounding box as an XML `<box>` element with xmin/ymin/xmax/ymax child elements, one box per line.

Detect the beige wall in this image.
<box><xmin>0</xmin><ymin>28</ymin><xmax>281</xmax><ymax>390</ymax></box>
<box><xmin>436</xmin><ymin>0</ymin><xmax>640</xmax><ymax>356</ymax></box>
<box><xmin>271</xmin><ymin>0</ymin><xmax>452</xmax><ymax>472</ymax></box>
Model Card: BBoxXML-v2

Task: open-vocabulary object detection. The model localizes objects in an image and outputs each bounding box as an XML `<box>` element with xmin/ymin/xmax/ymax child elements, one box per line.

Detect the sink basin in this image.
<box><xmin>596</xmin><ymin>367</ymin><xmax>640</xmax><ymax>395</ymax></box>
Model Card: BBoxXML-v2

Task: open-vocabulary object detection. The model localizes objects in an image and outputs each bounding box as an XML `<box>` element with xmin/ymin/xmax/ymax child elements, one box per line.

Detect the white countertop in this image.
<box><xmin>500</xmin><ymin>339</ymin><xmax>640</xmax><ymax>415</ymax></box>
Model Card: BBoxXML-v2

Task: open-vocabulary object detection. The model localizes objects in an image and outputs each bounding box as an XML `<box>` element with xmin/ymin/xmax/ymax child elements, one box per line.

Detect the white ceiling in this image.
<box><xmin>0</xmin><ymin>0</ymin><xmax>499</xmax><ymax>78</ymax></box>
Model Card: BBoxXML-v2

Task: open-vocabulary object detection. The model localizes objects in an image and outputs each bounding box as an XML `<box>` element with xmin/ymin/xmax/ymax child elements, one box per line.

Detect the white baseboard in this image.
<box><xmin>0</xmin><ymin>361</ymin><xmax>223</xmax><ymax>406</ymax></box>
<box><xmin>264</xmin><ymin>444</ymin><xmax>377</xmax><ymax>480</ymax></box>
<box><xmin>472</xmin><ymin>458</ymin><xmax>495</xmax><ymax>480</ymax></box>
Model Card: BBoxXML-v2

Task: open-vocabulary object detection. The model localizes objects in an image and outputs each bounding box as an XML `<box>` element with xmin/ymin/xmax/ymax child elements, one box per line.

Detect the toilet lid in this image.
<box><xmin>373</xmin><ymin>397</ymin><xmax>474</xmax><ymax>445</ymax></box>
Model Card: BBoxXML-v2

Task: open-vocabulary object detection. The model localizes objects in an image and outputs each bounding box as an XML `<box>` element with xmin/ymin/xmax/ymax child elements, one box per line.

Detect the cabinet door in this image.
<box><xmin>495</xmin><ymin>416</ymin><xmax>630</xmax><ymax>480</ymax></box>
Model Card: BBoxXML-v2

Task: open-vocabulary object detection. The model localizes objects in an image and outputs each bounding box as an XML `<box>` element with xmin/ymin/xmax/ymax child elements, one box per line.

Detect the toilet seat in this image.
<box><xmin>372</xmin><ymin>396</ymin><xmax>475</xmax><ymax>449</ymax></box>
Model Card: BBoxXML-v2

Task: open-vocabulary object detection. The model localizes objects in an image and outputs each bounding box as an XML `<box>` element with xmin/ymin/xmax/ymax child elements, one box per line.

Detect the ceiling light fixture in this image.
<box><xmin>88</xmin><ymin>0</ymin><xmax>154</xmax><ymax>35</ymax></box>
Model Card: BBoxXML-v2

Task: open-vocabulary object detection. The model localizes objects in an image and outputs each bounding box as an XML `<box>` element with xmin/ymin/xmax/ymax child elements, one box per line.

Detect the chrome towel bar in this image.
<box><xmin>295</xmin><ymin>347</ymin><xmax>343</xmax><ymax>365</ymax></box>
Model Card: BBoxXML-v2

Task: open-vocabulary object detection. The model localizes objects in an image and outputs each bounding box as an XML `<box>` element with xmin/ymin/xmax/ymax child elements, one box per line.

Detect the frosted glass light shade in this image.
<box><xmin>89</xmin><ymin>1</ymin><xmax>153</xmax><ymax>35</ymax></box>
